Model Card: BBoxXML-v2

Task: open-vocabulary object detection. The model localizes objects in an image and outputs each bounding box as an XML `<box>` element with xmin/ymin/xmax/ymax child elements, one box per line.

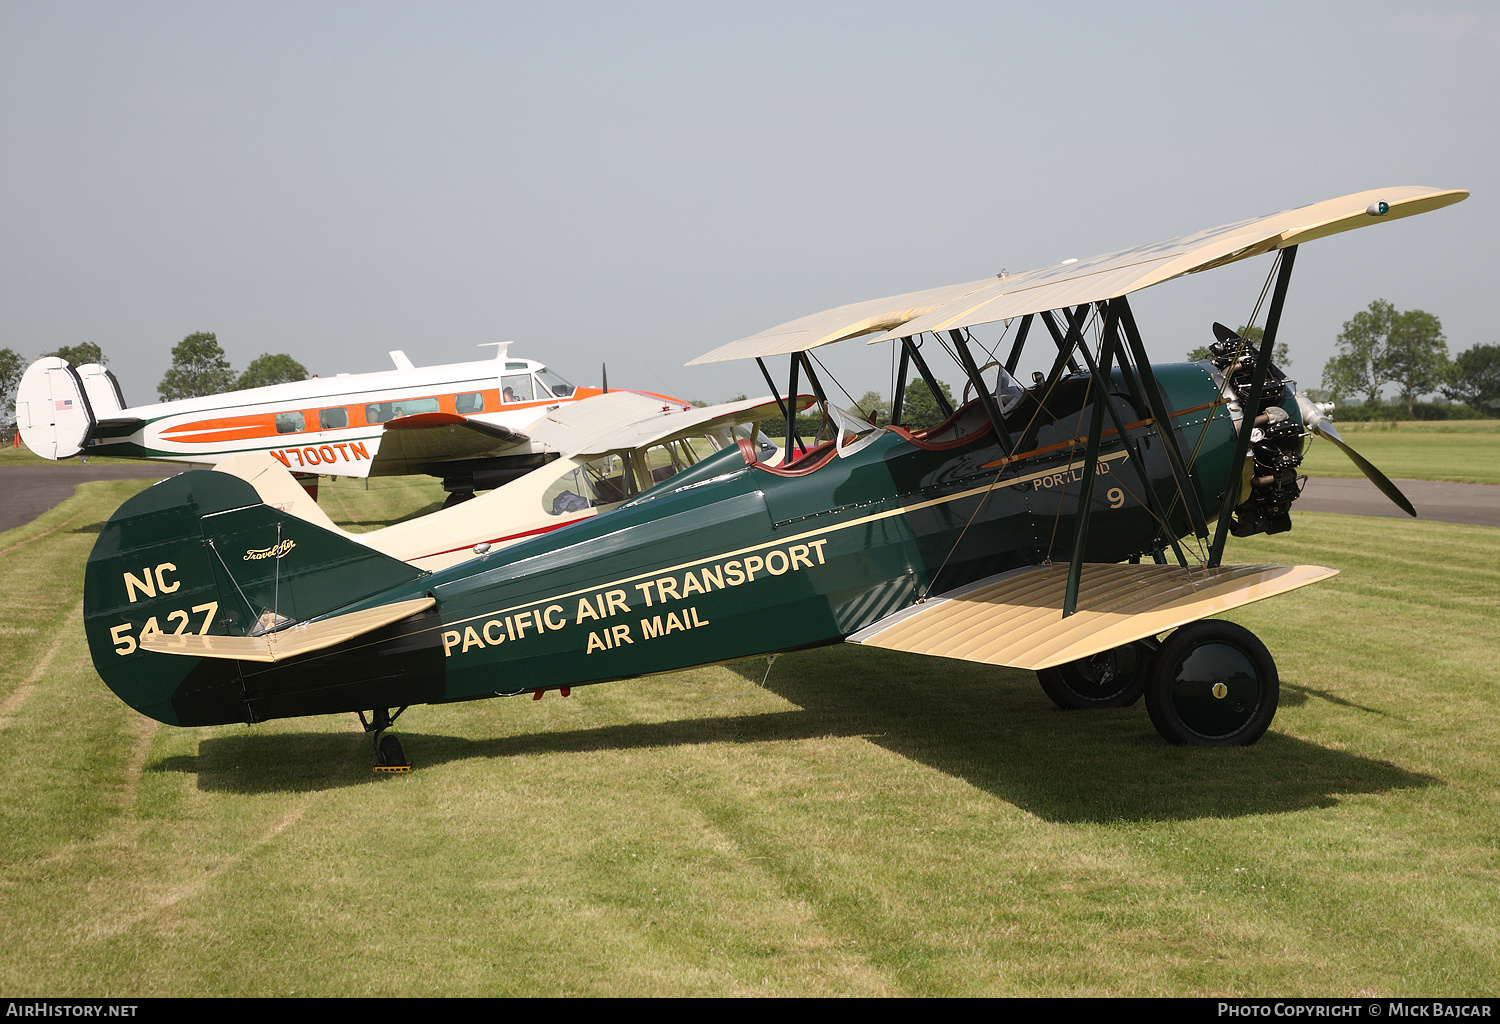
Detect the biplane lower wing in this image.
<box><xmin>846</xmin><ymin>562</ymin><xmax>1337</xmax><ymax>672</ymax></box>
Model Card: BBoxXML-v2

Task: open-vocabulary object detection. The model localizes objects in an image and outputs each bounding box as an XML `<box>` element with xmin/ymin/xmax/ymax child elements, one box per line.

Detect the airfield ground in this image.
<box><xmin>1</xmin><ymin>431</ymin><xmax>1497</xmax><ymax>995</ymax></box>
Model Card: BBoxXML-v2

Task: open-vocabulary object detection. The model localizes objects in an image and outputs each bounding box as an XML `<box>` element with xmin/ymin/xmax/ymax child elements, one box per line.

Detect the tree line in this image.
<box><xmin>1319</xmin><ymin>300</ymin><xmax>1497</xmax><ymax>417</ymax></box>
<box><xmin>1</xmin><ymin>333</ymin><xmax>309</xmax><ymax>416</ymax></box>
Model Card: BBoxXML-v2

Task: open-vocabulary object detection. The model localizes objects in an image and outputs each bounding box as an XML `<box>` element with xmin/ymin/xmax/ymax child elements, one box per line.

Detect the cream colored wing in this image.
<box><xmin>690</xmin><ymin>186</ymin><xmax>1467</xmax><ymax>364</ymax></box>
<box><xmin>846</xmin><ymin>562</ymin><xmax>1337</xmax><ymax>671</ymax></box>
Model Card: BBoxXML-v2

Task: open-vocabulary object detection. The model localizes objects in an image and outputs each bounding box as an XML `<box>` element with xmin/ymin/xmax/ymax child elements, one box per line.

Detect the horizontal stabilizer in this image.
<box><xmin>91</xmin><ymin>417</ymin><xmax>147</xmax><ymax>439</ymax></box>
<box><xmin>140</xmin><ymin>597</ymin><xmax>435</xmax><ymax>663</ymax></box>
<box><xmin>846</xmin><ymin>562</ymin><xmax>1337</xmax><ymax>671</ymax></box>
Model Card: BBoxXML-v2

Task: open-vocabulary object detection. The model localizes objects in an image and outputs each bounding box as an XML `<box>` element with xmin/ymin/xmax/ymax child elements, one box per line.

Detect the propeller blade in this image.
<box><xmin>602</xmin><ymin>362</ymin><xmax>609</xmax><ymax>394</ymax></box>
<box><xmin>1212</xmin><ymin>322</ymin><xmax>1241</xmax><ymax>344</ymax></box>
<box><xmin>1295</xmin><ymin>394</ymin><xmax>1416</xmax><ymax>516</ymax></box>
<box><xmin>1310</xmin><ymin>422</ymin><xmax>1416</xmax><ymax>516</ymax></box>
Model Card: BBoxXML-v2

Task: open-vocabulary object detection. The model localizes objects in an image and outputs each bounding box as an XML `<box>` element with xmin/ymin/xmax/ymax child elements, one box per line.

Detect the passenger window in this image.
<box><xmin>501</xmin><ymin>374</ymin><xmax>535</xmax><ymax>403</ymax></box>
<box><xmin>642</xmin><ymin>438</ymin><xmax>707</xmax><ymax>484</ymax></box>
<box><xmin>456</xmin><ymin>392</ymin><xmax>485</xmax><ymax>414</ymax></box>
<box><xmin>365</xmin><ymin>402</ymin><xmax>395</xmax><ymax>424</ymax></box>
<box><xmin>542</xmin><ymin>466</ymin><xmax>595</xmax><ymax>516</ymax></box>
<box><xmin>319</xmin><ymin>408</ymin><xmax>349</xmax><ymax>430</ymax></box>
<box><xmin>275</xmin><ymin>412</ymin><xmax>305</xmax><ymax>434</ymax></box>
<box><xmin>542</xmin><ymin>456</ymin><xmax>638</xmax><ymax>515</ymax></box>
<box><xmin>394</xmin><ymin>397</ymin><xmax>439</xmax><ymax>417</ymax></box>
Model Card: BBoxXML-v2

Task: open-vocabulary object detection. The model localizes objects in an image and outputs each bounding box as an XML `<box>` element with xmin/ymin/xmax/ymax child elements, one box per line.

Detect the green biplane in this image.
<box><xmin>82</xmin><ymin>186</ymin><xmax>1468</xmax><ymax>767</ymax></box>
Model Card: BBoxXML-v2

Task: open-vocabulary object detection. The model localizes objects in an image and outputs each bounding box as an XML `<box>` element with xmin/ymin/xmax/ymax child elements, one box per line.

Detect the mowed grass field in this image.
<box><xmin>1299</xmin><ymin>421</ymin><xmax>1500</xmax><ymax>485</ymax></box>
<box><xmin>1</xmin><ymin>455</ymin><xmax>1498</xmax><ymax>996</ymax></box>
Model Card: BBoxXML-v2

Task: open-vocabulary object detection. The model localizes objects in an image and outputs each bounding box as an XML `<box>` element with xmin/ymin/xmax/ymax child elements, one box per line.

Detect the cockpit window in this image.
<box><xmin>501</xmin><ymin>374</ymin><xmax>535</xmax><ymax>403</ymax></box>
<box><xmin>536</xmin><ymin>367</ymin><xmax>575</xmax><ymax>398</ymax></box>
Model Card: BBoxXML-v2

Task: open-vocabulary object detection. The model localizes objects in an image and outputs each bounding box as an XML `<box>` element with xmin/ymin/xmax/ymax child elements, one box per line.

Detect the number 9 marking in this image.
<box><xmin>1107</xmin><ymin>487</ymin><xmax>1125</xmax><ymax>509</ymax></box>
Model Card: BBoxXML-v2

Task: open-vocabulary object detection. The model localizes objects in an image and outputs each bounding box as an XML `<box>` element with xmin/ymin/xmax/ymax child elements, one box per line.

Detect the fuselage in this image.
<box><xmin>87</xmin><ymin>361</ymin><xmax>1287</xmax><ymax>727</ymax></box>
<box><xmin>83</xmin><ymin>356</ymin><xmax>597</xmax><ymax>476</ymax></box>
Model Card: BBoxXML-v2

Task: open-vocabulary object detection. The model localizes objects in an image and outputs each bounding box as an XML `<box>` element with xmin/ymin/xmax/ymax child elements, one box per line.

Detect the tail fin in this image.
<box><xmin>84</xmin><ymin>469</ymin><xmax>429</xmax><ymax>725</ymax></box>
<box><xmin>74</xmin><ymin>363</ymin><xmax>126</xmax><ymax>417</ymax></box>
<box><xmin>213</xmin><ymin>452</ymin><xmax>345</xmax><ymax>534</ymax></box>
<box><xmin>15</xmin><ymin>357</ymin><xmax>94</xmax><ymax>459</ymax></box>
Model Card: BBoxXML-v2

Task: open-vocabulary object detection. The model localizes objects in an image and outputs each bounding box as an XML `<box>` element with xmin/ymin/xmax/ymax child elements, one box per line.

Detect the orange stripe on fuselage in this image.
<box><xmin>156</xmin><ymin>386</ymin><xmax>612</xmax><ymax>447</ymax></box>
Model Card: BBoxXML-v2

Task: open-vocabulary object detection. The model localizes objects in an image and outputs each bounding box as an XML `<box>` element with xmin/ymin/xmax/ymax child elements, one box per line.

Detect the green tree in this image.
<box><xmin>1323</xmin><ymin>300</ymin><xmax>1398</xmax><ymax>406</ymax></box>
<box><xmin>851</xmin><ymin>389</ymin><xmax>892</xmax><ymax>425</ymax></box>
<box><xmin>0</xmin><ymin>348</ymin><xmax>23</xmax><ymax>415</ymax></box>
<box><xmin>1385</xmin><ymin>308</ymin><xmax>1449</xmax><ymax>417</ymax></box>
<box><xmin>236</xmin><ymin>353</ymin><xmax>308</xmax><ymax>390</ymax></box>
<box><xmin>900</xmin><ymin>378</ymin><xmax>956</xmax><ymax>432</ymax></box>
<box><xmin>1443</xmin><ymin>344</ymin><xmax>1500</xmax><ymax>412</ymax></box>
<box><xmin>1186</xmin><ymin>325</ymin><xmax>1290</xmax><ymax>365</ymax></box>
<box><xmin>43</xmin><ymin>342</ymin><xmax>106</xmax><ymax>366</ymax></box>
<box><xmin>158</xmin><ymin>332</ymin><xmax>236</xmax><ymax>401</ymax></box>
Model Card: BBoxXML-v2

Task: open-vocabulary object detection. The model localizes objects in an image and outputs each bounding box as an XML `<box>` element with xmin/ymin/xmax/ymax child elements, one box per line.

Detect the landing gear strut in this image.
<box><xmin>357</xmin><ymin>706</ymin><xmax>411</xmax><ymax>772</ymax></box>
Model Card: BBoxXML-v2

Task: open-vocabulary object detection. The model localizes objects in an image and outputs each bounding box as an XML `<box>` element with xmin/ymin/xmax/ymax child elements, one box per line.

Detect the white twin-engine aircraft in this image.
<box><xmin>16</xmin><ymin>344</ymin><xmax>683</xmax><ymax>501</ymax></box>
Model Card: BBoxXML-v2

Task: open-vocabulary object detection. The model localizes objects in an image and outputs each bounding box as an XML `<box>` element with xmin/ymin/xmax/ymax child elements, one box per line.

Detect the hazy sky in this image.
<box><xmin>2</xmin><ymin>2</ymin><xmax>1494</xmax><ymax>408</ymax></box>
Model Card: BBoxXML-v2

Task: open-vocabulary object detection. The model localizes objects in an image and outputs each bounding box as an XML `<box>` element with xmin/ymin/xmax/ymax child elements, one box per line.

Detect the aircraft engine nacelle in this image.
<box><xmin>1199</xmin><ymin>329</ymin><xmax>1305</xmax><ymax>538</ymax></box>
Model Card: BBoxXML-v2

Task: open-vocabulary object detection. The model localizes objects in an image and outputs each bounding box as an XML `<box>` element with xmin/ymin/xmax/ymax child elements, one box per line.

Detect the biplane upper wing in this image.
<box><xmin>846</xmin><ymin>562</ymin><xmax>1337</xmax><ymax>672</ymax></box>
<box><xmin>688</xmin><ymin>186</ymin><xmax>1467</xmax><ymax>363</ymax></box>
<box><xmin>366</xmin><ymin>412</ymin><xmax>531</xmax><ymax>475</ymax></box>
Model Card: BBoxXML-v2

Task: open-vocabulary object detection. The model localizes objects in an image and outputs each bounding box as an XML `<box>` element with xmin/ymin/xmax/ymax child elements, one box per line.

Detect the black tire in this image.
<box><xmin>1037</xmin><ymin>641</ymin><xmax>1152</xmax><ymax>709</ymax></box>
<box><xmin>1144</xmin><ymin>620</ymin><xmax>1278</xmax><ymax>746</ymax></box>
<box><xmin>377</xmin><ymin>733</ymin><xmax>408</xmax><ymax>767</ymax></box>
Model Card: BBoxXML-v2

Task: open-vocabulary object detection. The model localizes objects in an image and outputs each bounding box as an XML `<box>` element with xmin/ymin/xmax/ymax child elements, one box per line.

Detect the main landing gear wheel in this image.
<box><xmin>1037</xmin><ymin>640</ymin><xmax>1153</xmax><ymax>709</ymax></box>
<box><xmin>1144</xmin><ymin>620</ymin><xmax>1279</xmax><ymax>746</ymax></box>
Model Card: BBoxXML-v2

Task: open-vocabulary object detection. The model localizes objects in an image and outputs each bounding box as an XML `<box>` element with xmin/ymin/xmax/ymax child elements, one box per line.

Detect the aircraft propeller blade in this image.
<box><xmin>602</xmin><ymin>362</ymin><xmax>609</xmax><ymax>394</ymax></box>
<box><xmin>1295</xmin><ymin>394</ymin><xmax>1416</xmax><ymax>517</ymax></box>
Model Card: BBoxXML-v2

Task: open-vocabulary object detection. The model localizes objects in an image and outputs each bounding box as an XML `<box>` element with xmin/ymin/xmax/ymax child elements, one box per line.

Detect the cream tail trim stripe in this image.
<box><xmin>846</xmin><ymin>562</ymin><xmax>1337</xmax><ymax>671</ymax></box>
<box><xmin>140</xmin><ymin>597</ymin><xmax>436</xmax><ymax>663</ymax></box>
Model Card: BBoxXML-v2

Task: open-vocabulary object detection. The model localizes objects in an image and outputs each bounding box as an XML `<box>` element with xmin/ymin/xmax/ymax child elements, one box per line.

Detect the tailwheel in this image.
<box><xmin>375</xmin><ymin>733</ymin><xmax>409</xmax><ymax>773</ymax></box>
<box><xmin>1144</xmin><ymin>621</ymin><xmax>1278</xmax><ymax>746</ymax></box>
<box><xmin>358</xmin><ymin>707</ymin><xmax>412</xmax><ymax>772</ymax></box>
<box><xmin>1037</xmin><ymin>640</ymin><xmax>1153</xmax><ymax>709</ymax></box>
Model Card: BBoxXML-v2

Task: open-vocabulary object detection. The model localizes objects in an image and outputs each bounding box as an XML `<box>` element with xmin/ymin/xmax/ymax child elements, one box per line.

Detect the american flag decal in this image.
<box><xmin>55</xmin><ymin>399</ymin><xmax>73</xmax><ymax>410</ymax></box>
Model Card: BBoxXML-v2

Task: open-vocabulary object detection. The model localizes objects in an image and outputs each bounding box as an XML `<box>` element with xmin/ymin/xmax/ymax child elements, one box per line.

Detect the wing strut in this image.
<box><xmin>949</xmin><ymin>330</ymin><xmax>1014</xmax><ymax>457</ymax></box>
<box><xmin>756</xmin><ymin>357</ymin><xmax>806</xmax><ymax>457</ymax></box>
<box><xmin>1003</xmin><ymin>314</ymin><xmax>1033</xmax><ymax>375</ymax></box>
<box><xmin>900</xmin><ymin>336</ymin><xmax>954</xmax><ymax>420</ymax></box>
<box><xmin>1072</xmin><ymin>302</ymin><xmax>1191</xmax><ymax>570</ymax></box>
<box><xmin>784</xmin><ymin>355</ymin><xmax>804</xmax><ymax>457</ymax></box>
<box><xmin>1208</xmin><ymin>245</ymin><xmax>1298</xmax><ymax>567</ymax></box>
<box><xmin>891</xmin><ymin>340</ymin><xmax>912</xmax><ymax>427</ymax></box>
<box><xmin>1116</xmin><ymin>296</ymin><xmax>1212</xmax><ymax>543</ymax></box>
<box><xmin>1062</xmin><ymin>305</ymin><xmax>1118</xmax><ymax>616</ymax></box>
<box><xmin>1038</xmin><ymin>309</ymin><xmax>1087</xmax><ymax>375</ymax></box>
<box><xmin>1017</xmin><ymin>306</ymin><xmax>1089</xmax><ymax>453</ymax></box>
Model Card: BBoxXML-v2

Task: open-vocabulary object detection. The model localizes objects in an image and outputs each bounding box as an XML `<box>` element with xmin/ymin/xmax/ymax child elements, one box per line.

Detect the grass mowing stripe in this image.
<box><xmin>0</xmin><ymin>599</ymin><xmax>81</xmax><ymax>729</ymax></box>
<box><xmin>2</xmin><ymin>477</ymin><xmax>1499</xmax><ymax>994</ymax></box>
